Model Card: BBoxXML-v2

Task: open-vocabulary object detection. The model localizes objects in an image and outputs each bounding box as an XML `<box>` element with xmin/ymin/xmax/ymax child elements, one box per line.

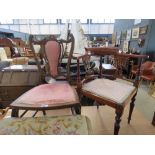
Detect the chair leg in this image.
<box><xmin>114</xmin><ymin>106</ymin><xmax>123</xmax><ymax>135</ymax></box>
<box><xmin>139</xmin><ymin>78</ymin><xmax>143</xmax><ymax>86</ymax></box>
<box><xmin>148</xmin><ymin>81</ymin><xmax>153</xmax><ymax>90</ymax></box>
<box><xmin>130</xmin><ymin>73</ymin><xmax>133</xmax><ymax>79</ymax></box>
<box><xmin>97</xmin><ymin>104</ymin><xmax>99</xmax><ymax>109</ymax></box>
<box><xmin>32</xmin><ymin>110</ymin><xmax>38</xmax><ymax>117</ymax></box>
<box><xmin>74</xmin><ymin>105</ymin><xmax>81</xmax><ymax>115</ymax></box>
<box><xmin>11</xmin><ymin>108</ymin><xmax>19</xmax><ymax>117</ymax></box>
<box><xmin>20</xmin><ymin>110</ymin><xmax>28</xmax><ymax>118</ymax></box>
<box><xmin>128</xmin><ymin>93</ymin><xmax>136</xmax><ymax>124</ymax></box>
<box><xmin>152</xmin><ymin>112</ymin><xmax>155</xmax><ymax>126</ymax></box>
<box><xmin>71</xmin><ymin>107</ymin><xmax>75</xmax><ymax>115</ymax></box>
<box><xmin>42</xmin><ymin>110</ymin><xmax>46</xmax><ymax>116</ymax></box>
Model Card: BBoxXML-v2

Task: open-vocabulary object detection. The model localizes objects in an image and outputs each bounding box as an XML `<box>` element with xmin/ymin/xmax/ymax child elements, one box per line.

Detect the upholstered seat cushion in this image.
<box><xmin>11</xmin><ymin>82</ymin><xmax>79</xmax><ymax>108</ymax></box>
<box><xmin>82</xmin><ymin>79</ymin><xmax>136</xmax><ymax>104</ymax></box>
<box><xmin>0</xmin><ymin>115</ymin><xmax>91</xmax><ymax>135</ymax></box>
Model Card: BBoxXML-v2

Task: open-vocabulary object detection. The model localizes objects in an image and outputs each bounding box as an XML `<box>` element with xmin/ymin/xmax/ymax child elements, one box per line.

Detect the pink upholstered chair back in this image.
<box><xmin>29</xmin><ymin>34</ymin><xmax>75</xmax><ymax>82</ymax></box>
<box><xmin>45</xmin><ymin>41</ymin><xmax>61</xmax><ymax>77</ymax></box>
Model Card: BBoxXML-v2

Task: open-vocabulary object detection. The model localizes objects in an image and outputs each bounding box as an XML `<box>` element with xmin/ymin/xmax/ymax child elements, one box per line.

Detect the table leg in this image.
<box><xmin>152</xmin><ymin>112</ymin><xmax>155</xmax><ymax>126</ymax></box>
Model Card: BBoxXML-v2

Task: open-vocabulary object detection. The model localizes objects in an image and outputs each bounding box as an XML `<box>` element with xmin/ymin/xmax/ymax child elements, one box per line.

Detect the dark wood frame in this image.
<box><xmin>76</xmin><ymin>47</ymin><xmax>147</xmax><ymax>134</ymax></box>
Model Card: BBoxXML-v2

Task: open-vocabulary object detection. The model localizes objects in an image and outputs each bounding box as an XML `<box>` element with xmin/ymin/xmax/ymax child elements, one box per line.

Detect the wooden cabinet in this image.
<box><xmin>0</xmin><ymin>65</ymin><xmax>41</xmax><ymax>108</ymax></box>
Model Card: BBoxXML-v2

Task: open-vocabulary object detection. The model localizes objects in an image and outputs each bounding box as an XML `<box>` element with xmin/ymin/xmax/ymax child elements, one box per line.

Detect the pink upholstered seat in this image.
<box><xmin>12</xmin><ymin>82</ymin><xmax>79</xmax><ymax>108</ymax></box>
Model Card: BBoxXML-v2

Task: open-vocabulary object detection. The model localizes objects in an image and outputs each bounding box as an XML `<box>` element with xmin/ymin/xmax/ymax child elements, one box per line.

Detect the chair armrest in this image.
<box><xmin>77</xmin><ymin>75</ymin><xmax>98</xmax><ymax>94</ymax></box>
<box><xmin>76</xmin><ymin>53</ymin><xmax>92</xmax><ymax>84</ymax></box>
<box><xmin>81</xmin><ymin>75</ymin><xmax>98</xmax><ymax>85</ymax></box>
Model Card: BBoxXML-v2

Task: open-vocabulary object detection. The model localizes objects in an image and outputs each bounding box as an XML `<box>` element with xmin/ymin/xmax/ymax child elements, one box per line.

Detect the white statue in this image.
<box><xmin>71</xmin><ymin>19</ymin><xmax>88</xmax><ymax>54</ymax></box>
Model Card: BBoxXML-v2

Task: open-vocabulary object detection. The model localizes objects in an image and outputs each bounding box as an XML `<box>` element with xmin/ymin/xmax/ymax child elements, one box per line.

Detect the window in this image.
<box><xmin>44</xmin><ymin>19</ymin><xmax>57</xmax><ymax>24</ymax></box>
<box><xmin>79</xmin><ymin>19</ymin><xmax>88</xmax><ymax>23</ymax></box>
<box><xmin>104</xmin><ymin>19</ymin><xmax>111</xmax><ymax>23</ymax></box>
<box><xmin>110</xmin><ymin>19</ymin><xmax>115</xmax><ymax>23</ymax></box>
<box><xmin>18</xmin><ymin>19</ymin><xmax>29</xmax><ymax>24</ymax></box>
<box><xmin>29</xmin><ymin>19</ymin><xmax>43</xmax><ymax>24</ymax></box>
<box><xmin>61</xmin><ymin>19</ymin><xmax>71</xmax><ymax>23</ymax></box>
<box><xmin>91</xmin><ymin>19</ymin><xmax>105</xmax><ymax>23</ymax></box>
<box><xmin>91</xmin><ymin>19</ymin><xmax>115</xmax><ymax>23</ymax></box>
<box><xmin>0</xmin><ymin>19</ymin><xmax>13</xmax><ymax>24</ymax></box>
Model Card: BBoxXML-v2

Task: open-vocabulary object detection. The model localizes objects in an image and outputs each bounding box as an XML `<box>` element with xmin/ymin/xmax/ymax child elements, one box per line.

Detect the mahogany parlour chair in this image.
<box><xmin>10</xmin><ymin>34</ymin><xmax>80</xmax><ymax>118</ymax></box>
<box><xmin>77</xmin><ymin>47</ymin><xmax>146</xmax><ymax>134</ymax></box>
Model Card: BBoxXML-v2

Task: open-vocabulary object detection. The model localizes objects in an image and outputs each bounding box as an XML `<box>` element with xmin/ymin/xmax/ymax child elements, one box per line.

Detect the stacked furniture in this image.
<box><xmin>0</xmin><ymin>38</ymin><xmax>29</xmax><ymax>65</ymax></box>
<box><xmin>0</xmin><ymin>65</ymin><xmax>41</xmax><ymax>108</ymax></box>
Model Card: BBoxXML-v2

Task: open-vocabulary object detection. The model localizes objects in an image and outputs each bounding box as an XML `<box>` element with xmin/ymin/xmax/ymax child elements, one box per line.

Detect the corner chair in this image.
<box><xmin>76</xmin><ymin>47</ymin><xmax>147</xmax><ymax>134</ymax></box>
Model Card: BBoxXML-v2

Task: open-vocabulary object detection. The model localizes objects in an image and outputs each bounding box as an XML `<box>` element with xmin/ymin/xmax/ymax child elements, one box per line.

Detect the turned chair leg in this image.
<box><xmin>128</xmin><ymin>93</ymin><xmax>136</xmax><ymax>124</ymax></box>
<box><xmin>130</xmin><ymin>73</ymin><xmax>133</xmax><ymax>79</ymax></box>
<box><xmin>74</xmin><ymin>105</ymin><xmax>81</xmax><ymax>115</ymax></box>
<box><xmin>152</xmin><ymin>112</ymin><xmax>155</xmax><ymax>126</ymax></box>
<box><xmin>42</xmin><ymin>110</ymin><xmax>46</xmax><ymax>116</ymax></box>
<box><xmin>114</xmin><ymin>107</ymin><xmax>123</xmax><ymax>135</ymax></box>
<box><xmin>11</xmin><ymin>108</ymin><xmax>19</xmax><ymax>117</ymax></box>
<box><xmin>20</xmin><ymin>110</ymin><xmax>28</xmax><ymax>118</ymax></box>
<box><xmin>32</xmin><ymin>110</ymin><xmax>38</xmax><ymax>117</ymax></box>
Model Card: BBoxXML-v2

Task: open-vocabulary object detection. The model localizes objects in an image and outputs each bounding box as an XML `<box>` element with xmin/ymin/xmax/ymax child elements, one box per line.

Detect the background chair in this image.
<box><xmin>130</xmin><ymin>61</ymin><xmax>154</xmax><ymax>79</ymax></box>
<box><xmin>77</xmin><ymin>47</ymin><xmax>146</xmax><ymax>134</ymax></box>
<box><xmin>10</xmin><ymin>34</ymin><xmax>80</xmax><ymax>117</ymax></box>
<box><xmin>0</xmin><ymin>37</ymin><xmax>29</xmax><ymax>65</ymax></box>
<box><xmin>140</xmin><ymin>62</ymin><xmax>155</xmax><ymax>85</ymax></box>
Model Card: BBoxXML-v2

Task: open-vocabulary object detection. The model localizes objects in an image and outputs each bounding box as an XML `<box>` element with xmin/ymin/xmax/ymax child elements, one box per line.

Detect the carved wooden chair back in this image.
<box><xmin>29</xmin><ymin>33</ymin><xmax>75</xmax><ymax>83</ymax></box>
<box><xmin>59</xmin><ymin>32</ymin><xmax>75</xmax><ymax>82</ymax></box>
